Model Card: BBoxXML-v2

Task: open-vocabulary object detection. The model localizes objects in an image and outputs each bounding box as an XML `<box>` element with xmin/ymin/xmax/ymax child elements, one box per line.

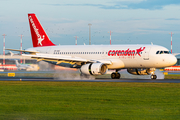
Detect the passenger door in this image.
<box><xmin>143</xmin><ymin>47</ymin><xmax>151</xmax><ymax>60</ymax></box>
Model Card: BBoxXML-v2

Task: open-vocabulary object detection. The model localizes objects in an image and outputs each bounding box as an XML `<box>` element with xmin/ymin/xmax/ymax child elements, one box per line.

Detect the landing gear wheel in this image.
<box><xmin>111</xmin><ymin>73</ymin><xmax>116</xmax><ymax>79</ymax></box>
<box><xmin>151</xmin><ymin>75</ymin><xmax>157</xmax><ymax>79</ymax></box>
<box><xmin>115</xmin><ymin>73</ymin><xmax>120</xmax><ymax>79</ymax></box>
<box><xmin>111</xmin><ymin>72</ymin><xmax>121</xmax><ymax>79</ymax></box>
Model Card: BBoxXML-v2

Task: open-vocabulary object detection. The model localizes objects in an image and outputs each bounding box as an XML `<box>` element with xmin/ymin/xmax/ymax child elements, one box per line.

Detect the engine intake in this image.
<box><xmin>80</xmin><ymin>63</ymin><xmax>107</xmax><ymax>75</ymax></box>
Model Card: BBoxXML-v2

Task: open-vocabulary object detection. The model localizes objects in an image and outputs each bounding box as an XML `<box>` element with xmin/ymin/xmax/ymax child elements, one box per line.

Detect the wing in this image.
<box><xmin>6</xmin><ymin>49</ymin><xmax>39</xmax><ymax>54</ymax></box>
<box><xmin>6</xmin><ymin>49</ymin><xmax>112</xmax><ymax>66</ymax></box>
<box><xmin>22</xmin><ymin>53</ymin><xmax>112</xmax><ymax>66</ymax></box>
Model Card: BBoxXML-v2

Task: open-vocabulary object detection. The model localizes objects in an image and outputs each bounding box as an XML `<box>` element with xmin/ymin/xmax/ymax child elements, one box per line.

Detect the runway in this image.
<box><xmin>0</xmin><ymin>70</ymin><xmax>180</xmax><ymax>83</ymax></box>
<box><xmin>0</xmin><ymin>76</ymin><xmax>180</xmax><ymax>83</ymax></box>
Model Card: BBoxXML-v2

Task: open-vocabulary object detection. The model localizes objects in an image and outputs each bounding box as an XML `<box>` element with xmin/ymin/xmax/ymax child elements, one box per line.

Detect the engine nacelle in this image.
<box><xmin>80</xmin><ymin>63</ymin><xmax>107</xmax><ymax>75</ymax></box>
<box><xmin>127</xmin><ymin>68</ymin><xmax>150</xmax><ymax>75</ymax></box>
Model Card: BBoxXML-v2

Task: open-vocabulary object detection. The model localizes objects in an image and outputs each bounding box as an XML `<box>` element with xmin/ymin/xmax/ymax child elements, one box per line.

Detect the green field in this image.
<box><xmin>0</xmin><ymin>81</ymin><xmax>180</xmax><ymax>120</ymax></box>
<box><xmin>164</xmin><ymin>74</ymin><xmax>180</xmax><ymax>79</ymax></box>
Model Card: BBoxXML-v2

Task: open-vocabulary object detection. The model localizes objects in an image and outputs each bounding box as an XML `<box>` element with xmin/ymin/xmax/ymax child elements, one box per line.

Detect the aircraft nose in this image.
<box><xmin>169</xmin><ymin>55</ymin><xmax>177</xmax><ymax>66</ymax></box>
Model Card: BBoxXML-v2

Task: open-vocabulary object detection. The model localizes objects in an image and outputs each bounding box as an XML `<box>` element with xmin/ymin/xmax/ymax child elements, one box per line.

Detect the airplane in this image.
<box><xmin>15</xmin><ymin>60</ymin><xmax>32</xmax><ymax>71</ymax></box>
<box><xmin>15</xmin><ymin>60</ymin><xmax>38</xmax><ymax>71</ymax></box>
<box><xmin>6</xmin><ymin>13</ymin><xmax>177</xmax><ymax>79</ymax></box>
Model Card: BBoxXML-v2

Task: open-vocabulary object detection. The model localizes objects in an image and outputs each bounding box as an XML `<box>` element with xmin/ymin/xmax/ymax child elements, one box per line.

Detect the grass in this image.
<box><xmin>164</xmin><ymin>74</ymin><xmax>180</xmax><ymax>79</ymax></box>
<box><xmin>0</xmin><ymin>81</ymin><xmax>180</xmax><ymax>119</ymax></box>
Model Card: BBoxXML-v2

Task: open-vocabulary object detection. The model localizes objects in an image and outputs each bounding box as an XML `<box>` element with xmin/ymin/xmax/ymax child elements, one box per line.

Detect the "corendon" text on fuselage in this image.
<box><xmin>108</xmin><ymin>47</ymin><xmax>145</xmax><ymax>57</ymax></box>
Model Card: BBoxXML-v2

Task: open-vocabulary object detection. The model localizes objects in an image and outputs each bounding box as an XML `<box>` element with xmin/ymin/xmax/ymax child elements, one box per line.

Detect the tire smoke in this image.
<box><xmin>53</xmin><ymin>69</ymin><xmax>95</xmax><ymax>80</ymax></box>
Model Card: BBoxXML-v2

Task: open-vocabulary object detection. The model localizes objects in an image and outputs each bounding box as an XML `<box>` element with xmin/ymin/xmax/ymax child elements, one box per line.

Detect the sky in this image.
<box><xmin>0</xmin><ymin>0</ymin><xmax>180</xmax><ymax>54</ymax></box>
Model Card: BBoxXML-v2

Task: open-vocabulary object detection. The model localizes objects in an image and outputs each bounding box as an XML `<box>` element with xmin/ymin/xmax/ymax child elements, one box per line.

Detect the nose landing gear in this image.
<box><xmin>151</xmin><ymin>74</ymin><xmax>157</xmax><ymax>79</ymax></box>
<box><xmin>148</xmin><ymin>68</ymin><xmax>157</xmax><ymax>79</ymax></box>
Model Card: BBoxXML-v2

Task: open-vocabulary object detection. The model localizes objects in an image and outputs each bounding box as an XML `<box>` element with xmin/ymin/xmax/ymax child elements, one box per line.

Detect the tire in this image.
<box><xmin>151</xmin><ymin>75</ymin><xmax>157</xmax><ymax>79</ymax></box>
<box><xmin>111</xmin><ymin>73</ymin><xmax>116</xmax><ymax>79</ymax></box>
<box><xmin>115</xmin><ymin>73</ymin><xmax>121</xmax><ymax>79</ymax></box>
<box><xmin>153</xmin><ymin>75</ymin><xmax>157</xmax><ymax>79</ymax></box>
<box><xmin>111</xmin><ymin>72</ymin><xmax>121</xmax><ymax>79</ymax></box>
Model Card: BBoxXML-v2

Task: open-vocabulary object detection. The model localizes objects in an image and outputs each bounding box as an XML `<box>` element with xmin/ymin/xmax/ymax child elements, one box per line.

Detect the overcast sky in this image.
<box><xmin>0</xmin><ymin>0</ymin><xmax>180</xmax><ymax>54</ymax></box>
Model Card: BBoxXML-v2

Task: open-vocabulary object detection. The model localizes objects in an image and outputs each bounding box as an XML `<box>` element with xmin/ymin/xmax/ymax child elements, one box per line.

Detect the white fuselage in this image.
<box><xmin>26</xmin><ymin>44</ymin><xmax>177</xmax><ymax>69</ymax></box>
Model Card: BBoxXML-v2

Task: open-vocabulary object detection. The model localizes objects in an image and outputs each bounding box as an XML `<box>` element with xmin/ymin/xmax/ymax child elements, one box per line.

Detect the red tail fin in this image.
<box><xmin>28</xmin><ymin>13</ymin><xmax>55</xmax><ymax>47</ymax></box>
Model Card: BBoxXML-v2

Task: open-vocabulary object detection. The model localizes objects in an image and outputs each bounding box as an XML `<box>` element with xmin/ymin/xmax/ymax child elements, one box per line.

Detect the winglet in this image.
<box><xmin>28</xmin><ymin>13</ymin><xmax>55</xmax><ymax>47</ymax></box>
<box><xmin>15</xmin><ymin>60</ymin><xmax>20</xmax><ymax>67</ymax></box>
<box><xmin>9</xmin><ymin>51</ymin><xmax>14</xmax><ymax>56</ymax></box>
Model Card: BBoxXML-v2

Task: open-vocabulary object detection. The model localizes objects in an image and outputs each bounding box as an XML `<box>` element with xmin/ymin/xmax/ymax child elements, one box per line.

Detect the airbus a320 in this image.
<box><xmin>7</xmin><ymin>13</ymin><xmax>177</xmax><ymax>79</ymax></box>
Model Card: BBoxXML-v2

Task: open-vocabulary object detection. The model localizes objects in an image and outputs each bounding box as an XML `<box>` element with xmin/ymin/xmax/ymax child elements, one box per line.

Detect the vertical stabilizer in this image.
<box><xmin>15</xmin><ymin>60</ymin><xmax>20</xmax><ymax>67</ymax></box>
<box><xmin>28</xmin><ymin>13</ymin><xmax>55</xmax><ymax>47</ymax></box>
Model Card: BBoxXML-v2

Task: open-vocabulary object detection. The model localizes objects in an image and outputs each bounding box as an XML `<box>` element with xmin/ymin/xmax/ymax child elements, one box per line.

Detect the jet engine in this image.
<box><xmin>80</xmin><ymin>63</ymin><xmax>107</xmax><ymax>75</ymax></box>
<box><xmin>127</xmin><ymin>68</ymin><xmax>151</xmax><ymax>75</ymax></box>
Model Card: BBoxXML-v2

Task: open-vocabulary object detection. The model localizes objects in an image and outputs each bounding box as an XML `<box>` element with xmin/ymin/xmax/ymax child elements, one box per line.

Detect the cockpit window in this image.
<box><xmin>160</xmin><ymin>51</ymin><xmax>163</xmax><ymax>54</ymax></box>
<box><xmin>164</xmin><ymin>51</ymin><xmax>169</xmax><ymax>54</ymax></box>
<box><xmin>156</xmin><ymin>51</ymin><xmax>170</xmax><ymax>54</ymax></box>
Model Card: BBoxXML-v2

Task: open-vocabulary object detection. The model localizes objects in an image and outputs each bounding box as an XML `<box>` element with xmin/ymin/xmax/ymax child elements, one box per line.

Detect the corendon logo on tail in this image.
<box><xmin>108</xmin><ymin>47</ymin><xmax>145</xmax><ymax>57</ymax></box>
<box><xmin>29</xmin><ymin>16</ymin><xmax>45</xmax><ymax>46</ymax></box>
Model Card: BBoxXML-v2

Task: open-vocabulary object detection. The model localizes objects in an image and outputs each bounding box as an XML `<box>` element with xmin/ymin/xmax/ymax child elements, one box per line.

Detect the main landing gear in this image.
<box><xmin>111</xmin><ymin>70</ymin><xmax>121</xmax><ymax>79</ymax></box>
